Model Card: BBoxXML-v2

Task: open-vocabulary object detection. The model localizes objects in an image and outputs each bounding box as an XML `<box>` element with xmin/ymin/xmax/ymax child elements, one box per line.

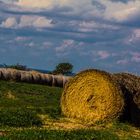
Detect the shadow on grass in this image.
<box><xmin>1</xmin><ymin>129</ymin><xmax>119</xmax><ymax>140</ymax></box>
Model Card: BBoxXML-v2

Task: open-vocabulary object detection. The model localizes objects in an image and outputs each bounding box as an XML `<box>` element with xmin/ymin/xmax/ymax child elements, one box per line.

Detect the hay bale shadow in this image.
<box><xmin>113</xmin><ymin>73</ymin><xmax>140</xmax><ymax>127</ymax></box>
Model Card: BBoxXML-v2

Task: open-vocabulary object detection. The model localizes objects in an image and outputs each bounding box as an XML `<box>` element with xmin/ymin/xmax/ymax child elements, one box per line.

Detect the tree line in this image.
<box><xmin>2</xmin><ymin>62</ymin><xmax>74</xmax><ymax>75</ymax></box>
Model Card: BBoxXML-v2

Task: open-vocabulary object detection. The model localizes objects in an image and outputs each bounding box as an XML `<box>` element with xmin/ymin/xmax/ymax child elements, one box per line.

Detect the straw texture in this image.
<box><xmin>61</xmin><ymin>69</ymin><xmax>124</xmax><ymax>124</ymax></box>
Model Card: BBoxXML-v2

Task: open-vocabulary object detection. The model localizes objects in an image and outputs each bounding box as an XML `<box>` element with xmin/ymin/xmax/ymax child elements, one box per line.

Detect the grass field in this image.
<box><xmin>0</xmin><ymin>80</ymin><xmax>139</xmax><ymax>140</ymax></box>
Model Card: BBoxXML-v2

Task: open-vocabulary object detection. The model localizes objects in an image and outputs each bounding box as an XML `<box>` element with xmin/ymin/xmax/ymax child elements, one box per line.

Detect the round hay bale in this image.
<box><xmin>61</xmin><ymin>69</ymin><xmax>124</xmax><ymax>124</ymax></box>
<box><xmin>10</xmin><ymin>69</ymin><xmax>21</xmax><ymax>81</ymax></box>
<box><xmin>51</xmin><ymin>74</ymin><xmax>65</xmax><ymax>87</ymax></box>
<box><xmin>39</xmin><ymin>73</ymin><xmax>52</xmax><ymax>85</ymax></box>
<box><xmin>62</xmin><ymin>76</ymin><xmax>72</xmax><ymax>87</ymax></box>
<box><xmin>31</xmin><ymin>72</ymin><xmax>41</xmax><ymax>84</ymax></box>
<box><xmin>113</xmin><ymin>73</ymin><xmax>140</xmax><ymax>127</ymax></box>
<box><xmin>113</xmin><ymin>73</ymin><xmax>140</xmax><ymax>95</ymax></box>
<box><xmin>0</xmin><ymin>69</ymin><xmax>12</xmax><ymax>80</ymax></box>
<box><xmin>51</xmin><ymin>75</ymin><xmax>57</xmax><ymax>87</ymax></box>
<box><xmin>0</xmin><ymin>69</ymin><xmax>2</xmax><ymax>79</ymax></box>
<box><xmin>134</xmin><ymin>92</ymin><xmax>140</xmax><ymax>109</ymax></box>
<box><xmin>131</xmin><ymin>94</ymin><xmax>140</xmax><ymax>127</ymax></box>
<box><xmin>38</xmin><ymin>73</ymin><xmax>46</xmax><ymax>84</ymax></box>
<box><xmin>43</xmin><ymin>74</ymin><xmax>53</xmax><ymax>86</ymax></box>
<box><xmin>53</xmin><ymin>75</ymin><xmax>64</xmax><ymax>87</ymax></box>
<box><xmin>20</xmin><ymin>71</ymin><xmax>33</xmax><ymax>83</ymax></box>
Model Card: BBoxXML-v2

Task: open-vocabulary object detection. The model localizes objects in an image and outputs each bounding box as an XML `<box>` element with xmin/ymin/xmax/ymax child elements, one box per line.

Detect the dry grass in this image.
<box><xmin>4</xmin><ymin>91</ymin><xmax>16</xmax><ymax>100</ymax></box>
<box><xmin>61</xmin><ymin>69</ymin><xmax>124</xmax><ymax>124</ymax></box>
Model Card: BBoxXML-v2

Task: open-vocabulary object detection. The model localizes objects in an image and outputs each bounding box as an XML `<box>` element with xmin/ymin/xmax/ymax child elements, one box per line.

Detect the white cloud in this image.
<box><xmin>112</xmin><ymin>7</ymin><xmax>137</xmax><ymax>21</ymax></box>
<box><xmin>16</xmin><ymin>0</ymin><xmax>140</xmax><ymax>24</ymax></box>
<box><xmin>133</xmin><ymin>29</ymin><xmax>140</xmax><ymax>38</ymax></box>
<box><xmin>56</xmin><ymin>40</ymin><xmax>75</xmax><ymax>53</ymax></box>
<box><xmin>19</xmin><ymin>15</ymin><xmax>53</xmax><ymax>28</ymax></box>
<box><xmin>33</xmin><ymin>17</ymin><xmax>53</xmax><ymax>28</ymax></box>
<box><xmin>131</xmin><ymin>56</ymin><xmax>140</xmax><ymax>62</ymax></box>
<box><xmin>2</xmin><ymin>0</ymin><xmax>140</xmax><ymax>23</ymax></box>
<box><xmin>78</xmin><ymin>21</ymin><xmax>98</xmax><ymax>32</ymax></box>
<box><xmin>130</xmin><ymin>52</ymin><xmax>140</xmax><ymax>62</ymax></box>
<box><xmin>125</xmin><ymin>29</ymin><xmax>140</xmax><ymax>44</ymax></box>
<box><xmin>1</xmin><ymin>15</ymin><xmax>53</xmax><ymax>29</ymax></box>
<box><xmin>28</xmin><ymin>42</ymin><xmax>35</xmax><ymax>47</ymax></box>
<box><xmin>97</xmin><ymin>51</ymin><xmax>110</xmax><ymax>59</ymax></box>
<box><xmin>38</xmin><ymin>41</ymin><xmax>52</xmax><ymax>50</ymax></box>
<box><xmin>55</xmin><ymin>40</ymin><xmax>85</xmax><ymax>57</ymax></box>
<box><xmin>117</xmin><ymin>59</ymin><xmax>129</xmax><ymax>65</ymax></box>
<box><xmin>17</xmin><ymin>0</ymin><xmax>59</xmax><ymax>9</ymax></box>
<box><xmin>15</xmin><ymin>36</ymin><xmax>30</xmax><ymax>41</ymax></box>
<box><xmin>17</xmin><ymin>0</ymin><xmax>91</xmax><ymax>9</ymax></box>
<box><xmin>78</xmin><ymin>21</ymin><xmax>119</xmax><ymax>32</ymax></box>
<box><xmin>100</xmin><ymin>0</ymin><xmax>140</xmax><ymax>22</ymax></box>
<box><xmin>16</xmin><ymin>0</ymin><xmax>95</xmax><ymax>16</ymax></box>
<box><xmin>43</xmin><ymin>41</ymin><xmax>53</xmax><ymax>46</ymax></box>
<box><xmin>1</xmin><ymin>17</ymin><xmax>17</xmax><ymax>28</ymax></box>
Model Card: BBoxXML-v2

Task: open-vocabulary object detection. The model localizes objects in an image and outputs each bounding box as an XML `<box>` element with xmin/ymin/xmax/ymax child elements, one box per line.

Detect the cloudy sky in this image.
<box><xmin>0</xmin><ymin>0</ymin><xmax>140</xmax><ymax>73</ymax></box>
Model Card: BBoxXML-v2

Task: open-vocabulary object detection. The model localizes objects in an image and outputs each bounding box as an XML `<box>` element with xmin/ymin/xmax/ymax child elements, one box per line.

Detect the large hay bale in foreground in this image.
<box><xmin>61</xmin><ymin>69</ymin><xmax>124</xmax><ymax>124</ymax></box>
<box><xmin>113</xmin><ymin>73</ymin><xmax>140</xmax><ymax>127</ymax></box>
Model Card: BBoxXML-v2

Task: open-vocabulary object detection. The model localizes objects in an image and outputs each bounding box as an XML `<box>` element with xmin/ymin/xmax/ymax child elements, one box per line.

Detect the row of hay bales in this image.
<box><xmin>61</xmin><ymin>69</ymin><xmax>140</xmax><ymax>127</ymax></box>
<box><xmin>0</xmin><ymin>68</ymin><xmax>71</xmax><ymax>87</ymax></box>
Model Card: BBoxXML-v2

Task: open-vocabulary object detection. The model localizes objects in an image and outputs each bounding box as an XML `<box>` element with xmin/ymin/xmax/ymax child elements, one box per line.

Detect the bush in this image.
<box><xmin>0</xmin><ymin>108</ymin><xmax>42</xmax><ymax>127</ymax></box>
<box><xmin>5</xmin><ymin>63</ymin><xmax>28</xmax><ymax>71</ymax></box>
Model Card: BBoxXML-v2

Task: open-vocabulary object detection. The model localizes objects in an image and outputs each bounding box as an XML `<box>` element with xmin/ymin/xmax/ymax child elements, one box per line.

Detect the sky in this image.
<box><xmin>0</xmin><ymin>0</ymin><xmax>140</xmax><ymax>74</ymax></box>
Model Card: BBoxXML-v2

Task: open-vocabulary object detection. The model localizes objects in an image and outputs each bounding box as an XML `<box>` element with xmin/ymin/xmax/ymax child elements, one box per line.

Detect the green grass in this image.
<box><xmin>0</xmin><ymin>108</ymin><xmax>42</xmax><ymax>127</ymax></box>
<box><xmin>0</xmin><ymin>129</ymin><xmax>119</xmax><ymax>140</ymax></box>
<box><xmin>0</xmin><ymin>80</ymin><xmax>62</xmax><ymax>119</ymax></box>
<box><xmin>0</xmin><ymin>80</ymin><xmax>139</xmax><ymax>139</ymax></box>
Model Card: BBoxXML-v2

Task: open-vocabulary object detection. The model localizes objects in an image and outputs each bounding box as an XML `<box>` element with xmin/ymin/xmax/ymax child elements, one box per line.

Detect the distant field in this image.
<box><xmin>0</xmin><ymin>80</ymin><xmax>140</xmax><ymax>140</ymax></box>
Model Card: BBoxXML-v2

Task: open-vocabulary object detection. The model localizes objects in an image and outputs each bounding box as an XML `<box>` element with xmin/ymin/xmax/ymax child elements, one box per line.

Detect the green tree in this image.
<box><xmin>53</xmin><ymin>62</ymin><xmax>73</xmax><ymax>75</ymax></box>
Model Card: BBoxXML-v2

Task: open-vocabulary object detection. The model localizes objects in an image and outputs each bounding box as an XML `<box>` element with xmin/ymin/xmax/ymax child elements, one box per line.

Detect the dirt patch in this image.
<box><xmin>0</xmin><ymin>131</ymin><xmax>9</xmax><ymax>136</ymax></box>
